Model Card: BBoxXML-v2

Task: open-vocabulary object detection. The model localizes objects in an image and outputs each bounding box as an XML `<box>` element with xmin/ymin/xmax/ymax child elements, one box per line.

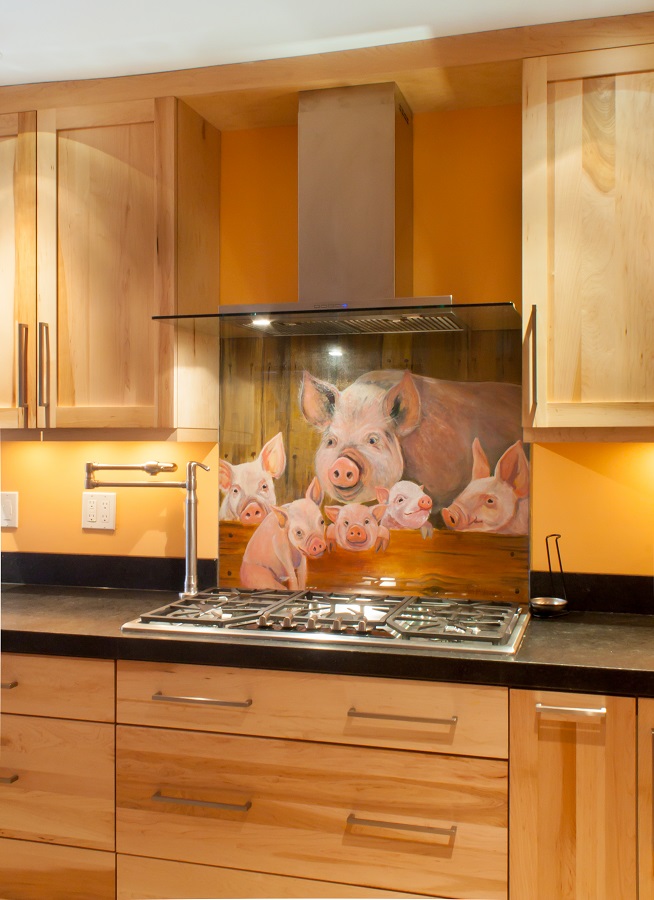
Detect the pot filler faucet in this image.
<box><xmin>84</xmin><ymin>460</ymin><xmax>210</xmax><ymax>597</ymax></box>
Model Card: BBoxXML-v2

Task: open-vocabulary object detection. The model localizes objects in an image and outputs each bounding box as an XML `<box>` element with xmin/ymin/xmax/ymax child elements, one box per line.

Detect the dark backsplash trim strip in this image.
<box><xmin>1</xmin><ymin>553</ymin><xmax>651</xmax><ymax>613</ymax></box>
<box><xmin>1</xmin><ymin>552</ymin><xmax>218</xmax><ymax>593</ymax></box>
<box><xmin>530</xmin><ymin>570</ymin><xmax>653</xmax><ymax>614</ymax></box>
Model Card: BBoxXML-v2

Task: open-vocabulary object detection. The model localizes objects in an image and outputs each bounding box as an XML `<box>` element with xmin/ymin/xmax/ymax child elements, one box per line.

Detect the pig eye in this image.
<box><xmin>232</xmin><ymin>487</ymin><xmax>240</xmax><ymax>495</ymax></box>
<box><xmin>367</xmin><ymin>434</ymin><xmax>380</xmax><ymax>445</ymax></box>
<box><xmin>261</xmin><ymin>483</ymin><xmax>269</xmax><ymax>492</ymax></box>
<box><xmin>343</xmin><ymin>519</ymin><xmax>349</xmax><ymax>527</ymax></box>
<box><xmin>397</xmin><ymin>496</ymin><xmax>404</xmax><ymax>504</ymax></box>
<box><xmin>325</xmin><ymin>436</ymin><xmax>336</xmax><ymax>447</ymax></box>
<box><xmin>485</xmin><ymin>497</ymin><xmax>495</xmax><ymax>505</ymax></box>
<box><xmin>319</xmin><ymin>518</ymin><xmax>324</xmax><ymax>526</ymax></box>
<box><xmin>364</xmin><ymin>518</ymin><xmax>370</xmax><ymax>526</ymax></box>
<box><xmin>295</xmin><ymin>529</ymin><xmax>303</xmax><ymax>538</ymax></box>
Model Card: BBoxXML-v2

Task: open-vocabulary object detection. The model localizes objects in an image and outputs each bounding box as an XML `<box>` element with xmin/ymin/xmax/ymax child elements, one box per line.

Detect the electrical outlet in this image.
<box><xmin>82</xmin><ymin>492</ymin><xmax>116</xmax><ymax>530</ymax></box>
<box><xmin>0</xmin><ymin>492</ymin><xmax>18</xmax><ymax>528</ymax></box>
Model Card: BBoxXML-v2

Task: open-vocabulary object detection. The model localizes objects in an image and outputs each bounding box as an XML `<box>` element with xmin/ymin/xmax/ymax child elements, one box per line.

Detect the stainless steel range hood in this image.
<box><xmin>155</xmin><ymin>82</ymin><xmax>520</xmax><ymax>332</ymax></box>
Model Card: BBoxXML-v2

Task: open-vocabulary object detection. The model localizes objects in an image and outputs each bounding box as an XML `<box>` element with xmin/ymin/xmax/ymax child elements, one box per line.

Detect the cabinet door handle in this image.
<box><xmin>347</xmin><ymin>707</ymin><xmax>458</xmax><ymax>727</ymax></box>
<box><xmin>152</xmin><ymin>790</ymin><xmax>251</xmax><ymax>812</ymax></box>
<box><xmin>1</xmin><ymin>681</ymin><xmax>18</xmax><ymax>690</ymax></box>
<box><xmin>347</xmin><ymin>813</ymin><xmax>457</xmax><ymax>840</ymax></box>
<box><xmin>17</xmin><ymin>323</ymin><xmax>28</xmax><ymax>410</ymax></box>
<box><xmin>0</xmin><ymin>775</ymin><xmax>19</xmax><ymax>784</ymax></box>
<box><xmin>536</xmin><ymin>703</ymin><xmax>606</xmax><ymax>719</ymax></box>
<box><xmin>37</xmin><ymin>322</ymin><xmax>50</xmax><ymax>408</ymax></box>
<box><xmin>531</xmin><ymin>304</ymin><xmax>538</xmax><ymax>408</ymax></box>
<box><xmin>152</xmin><ymin>691</ymin><xmax>252</xmax><ymax>708</ymax></box>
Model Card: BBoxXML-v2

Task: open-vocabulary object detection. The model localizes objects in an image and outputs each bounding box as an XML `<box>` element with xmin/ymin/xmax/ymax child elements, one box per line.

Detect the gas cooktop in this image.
<box><xmin>122</xmin><ymin>588</ymin><xmax>530</xmax><ymax>655</ymax></box>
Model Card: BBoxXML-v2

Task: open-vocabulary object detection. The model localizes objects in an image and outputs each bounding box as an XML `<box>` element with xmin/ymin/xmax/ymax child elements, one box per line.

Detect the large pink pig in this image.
<box><xmin>324</xmin><ymin>503</ymin><xmax>390</xmax><ymax>552</ymax></box>
<box><xmin>441</xmin><ymin>438</ymin><xmax>529</xmax><ymax>535</ymax></box>
<box><xmin>240</xmin><ymin>477</ymin><xmax>327</xmax><ymax>590</ymax></box>
<box><xmin>376</xmin><ymin>481</ymin><xmax>434</xmax><ymax>539</ymax></box>
<box><xmin>219</xmin><ymin>432</ymin><xmax>286</xmax><ymax>525</ymax></box>
<box><xmin>300</xmin><ymin>369</ymin><xmax>521</xmax><ymax>508</ymax></box>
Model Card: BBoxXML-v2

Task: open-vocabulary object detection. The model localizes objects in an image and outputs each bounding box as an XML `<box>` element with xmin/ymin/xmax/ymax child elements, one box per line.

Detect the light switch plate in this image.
<box><xmin>0</xmin><ymin>492</ymin><xmax>18</xmax><ymax>528</ymax></box>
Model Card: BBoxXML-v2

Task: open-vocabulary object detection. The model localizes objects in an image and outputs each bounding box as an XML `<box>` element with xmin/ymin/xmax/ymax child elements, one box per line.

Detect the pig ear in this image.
<box><xmin>299</xmin><ymin>371</ymin><xmax>340</xmax><ymax>428</ymax></box>
<box><xmin>371</xmin><ymin>504</ymin><xmax>386</xmax><ymax>523</ymax></box>
<box><xmin>471</xmin><ymin>437</ymin><xmax>491</xmax><ymax>480</ymax></box>
<box><xmin>218</xmin><ymin>459</ymin><xmax>234</xmax><ymax>491</ymax></box>
<box><xmin>375</xmin><ymin>486</ymin><xmax>390</xmax><ymax>504</ymax></box>
<box><xmin>495</xmin><ymin>441</ymin><xmax>530</xmax><ymax>498</ymax></box>
<box><xmin>260</xmin><ymin>432</ymin><xmax>286</xmax><ymax>478</ymax></box>
<box><xmin>382</xmin><ymin>370</ymin><xmax>421</xmax><ymax>437</ymax></box>
<box><xmin>305</xmin><ymin>476</ymin><xmax>324</xmax><ymax>506</ymax></box>
<box><xmin>271</xmin><ymin>506</ymin><xmax>289</xmax><ymax>529</ymax></box>
<box><xmin>324</xmin><ymin>506</ymin><xmax>341</xmax><ymax>523</ymax></box>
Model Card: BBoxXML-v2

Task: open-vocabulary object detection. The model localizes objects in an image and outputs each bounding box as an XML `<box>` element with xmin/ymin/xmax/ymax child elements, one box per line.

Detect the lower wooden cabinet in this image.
<box><xmin>0</xmin><ymin>835</ymin><xmax>115</xmax><ymax>900</ymax></box>
<box><xmin>116</xmin><ymin>724</ymin><xmax>508</xmax><ymax>899</ymax></box>
<box><xmin>509</xmin><ymin>689</ymin><xmax>637</xmax><ymax>900</ymax></box>
<box><xmin>638</xmin><ymin>698</ymin><xmax>654</xmax><ymax>899</ymax></box>
<box><xmin>116</xmin><ymin>853</ymin><xmax>427</xmax><ymax>899</ymax></box>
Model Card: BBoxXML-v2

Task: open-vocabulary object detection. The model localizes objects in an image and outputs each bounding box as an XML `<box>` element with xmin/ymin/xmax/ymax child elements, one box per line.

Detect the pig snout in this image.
<box><xmin>307</xmin><ymin>535</ymin><xmax>327</xmax><ymax>557</ymax></box>
<box><xmin>418</xmin><ymin>495</ymin><xmax>432</xmax><ymax>511</ymax></box>
<box><xmin>328</xmin><ymin>456</ymin><xmax>361</xmax><ymax>490</ymax></box>
<box><xmin>239</xmin><ymin>500</ymin><xmax>267</xmax><ymax>525</ymax></box>
<box><xmin>441</xmin><ymin>503</ymin><xmax>469</xmax><ymax>530</ymax></box>
<box><xmin>346</xmin><ymin>524</ymin><xmax>369</xmax><ymax>544</ymax></box>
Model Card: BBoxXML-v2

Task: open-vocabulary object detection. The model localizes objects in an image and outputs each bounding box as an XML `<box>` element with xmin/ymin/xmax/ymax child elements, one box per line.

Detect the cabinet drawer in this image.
<box><xmin>0</xmin><ymin>714</ymin><xmax>115</xmax><ymax>851</ymax></box>
<box><xmin>116</xmin><ymin>725</ymin><xmax>507</xmax><ymax>899</ymax></box>
<box><xmin>0</xmin><ymin>837</ymin><xmax>115</xmax><ymax>900</ymax></box>
<box><xmin>1</xmin><ymin>654</ymin><xmax>115</xmax><ymax>722</ymax></box>
<box><xmin>117</xmin><ymin>854</ymin><xmax>427</xmax><ymax>898</ymax></box>
<box><xmin>117</xmin><ymin>661</ymin><xmax>508</xmax><ymax>758</ymax></box>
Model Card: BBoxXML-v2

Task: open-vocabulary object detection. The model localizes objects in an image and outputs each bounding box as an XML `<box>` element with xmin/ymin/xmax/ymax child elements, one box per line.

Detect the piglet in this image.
<box><xmin>376</xmin><ymin>481</ymin><xmax>433</xmax><ymax>539</ymax></box>
<box><xmin>441</xmin><ymin>438</ymin><xmax>529</xmax><ymax>535</ymax></box>
<box><xmin>240</xmin><ymin>477</ymin><xmax>326</xmax><ymax>590</ymax></box>
<box><xmin>324</xmin><ymin>503</ymin><xmax>390</xmax><ymax>553</ymax></box>
<box><xmin>219</xmin><ymin>432</ymin><xmax>286</xmax><ymax>525</ymax></box>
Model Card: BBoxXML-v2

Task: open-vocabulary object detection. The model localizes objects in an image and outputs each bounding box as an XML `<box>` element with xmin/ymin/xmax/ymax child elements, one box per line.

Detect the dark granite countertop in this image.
<box><xmin>3</xmin><ymin>583</ymin><xmax>654</xmax><ymax>696</ymax></box>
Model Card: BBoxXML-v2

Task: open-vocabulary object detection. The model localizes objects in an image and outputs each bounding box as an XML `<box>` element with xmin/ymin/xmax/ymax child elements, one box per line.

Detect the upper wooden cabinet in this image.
<box><xmin>0</xmin><ymin>111</ymin><xmax>36</xmax><ymax>429</ymax></box>
<box><xmin>523</xmin><ymin>45</ymin><xmax>654</xmax><ymax>440</ymax></box>
<box><xmin>1</xmin><ymin>98</ymin><xmax>219</xmax><ymax>434</ymax></box>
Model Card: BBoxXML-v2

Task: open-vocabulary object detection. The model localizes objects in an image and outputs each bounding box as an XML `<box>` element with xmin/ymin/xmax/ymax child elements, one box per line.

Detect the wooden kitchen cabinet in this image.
<box><xmin>0</xmin><ymin>111</ymin><xmax>36</xmax><ymax>429</ymax></box>
<box><xmin>638</xmin><ymin>698</ymin><xmax>654</xmax><ymax>899</ymax></box>
<box><xmin>116</xmin><ymin>661</ymin><xmax>509</xmax><ymax>899</ymax></box>
<box><xmin>0</xmin><ymin>654</ymin><xmax>116</xmax><ymax>899</ymax></box>
<box><xmin>522</xmin><ymin>45</ymin><xmax>654</xmax><ymax>439</ymax></box>
<box><xmin>3</xmin><ymin>96</ymin><xmax>219</xmax><ymax>435</ymax></box>
<box><xmin>509</xmin><ymin>688</ymin><xmax>637</xmax><ymax>899</ymax></box>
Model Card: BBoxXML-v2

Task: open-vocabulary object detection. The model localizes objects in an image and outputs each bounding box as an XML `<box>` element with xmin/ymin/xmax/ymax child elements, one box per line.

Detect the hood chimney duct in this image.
<box><xmin>298</xmin><ymin>83</ymin><xmax>413</xmax><ymax>306</ymax></box>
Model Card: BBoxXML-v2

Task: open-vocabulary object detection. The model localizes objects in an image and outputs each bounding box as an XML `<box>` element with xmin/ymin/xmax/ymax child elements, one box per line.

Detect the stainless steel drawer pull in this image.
<box><xmin>37</xmin><ymin>321</ymin><xmax>50</xmax><ymax>408</ymax></box>
<box><xmin>536</xmin><ymin>703</ymin><xmax>606</xmax><ymax>719</ymax></box>
<box><xmin>152</xmin><ymin>790</ymin><xmax>251</xmax><ymax>812</ymax></box>
<box><xmin>151</xmin><ymin>691</ymin><xmax>252</xmax><ymax>708</ymax></box>
<box><xmin>348</xmin><ymin>707</ymin><xmax>458</xmax><ymax>727</ymax></box>
<box><xmin>348</xmin><ymin>813</ymin><xmax>457</xmax><ymax>840</ymax></box>
<box><xmin>0</xmin><ymin>775</ymin><xmax>19</xmax><ymax>785</ymax></box>
<box><xmin>1</xmin><ymin>681</ymin><xmax>18</xmax><ymax>690</ymax></box>
<box><xmin>17</xmin><ymin>323</ymin><xmax>28</xmax><ymax>409</ymax></box>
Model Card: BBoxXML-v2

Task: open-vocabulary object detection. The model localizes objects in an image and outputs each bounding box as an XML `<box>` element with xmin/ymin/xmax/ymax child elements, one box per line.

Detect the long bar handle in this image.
<box><xmin>37</xmin><ymin>321</ymin><xmax>49</xmax><ymax>408</ymax></box>
<box><xmin>347</xmin><ymin>813</ymin><xmax>457</xmax><ymax>840</ymax></box>
<box><xmin>531</xmin><ymin>304</ymin><xmax>538</xmax><ymax>408</ymax></box>
<box><xmin>348</xmin><ymin>707</ymin><xmax>458</xmax><ymax>727</ymax></box>
<box><xmin>17</xmin><ymin>323</ymin><xmax>28</xmax><ymax>409</ymax></box>
<box><xmin>0</xmin><ymin>775</ymin><xmax>19</xmax><ymax>785</ymax></box>
<box><xmin>152</xmin><ymin>691</ymin><xmax>252</xmax><ymax>709</ymax></box>
<box><xmin>1</xmin><ymin>681</ymin><xmax>18</xmax><ymax>690</ymax></box>
<box><xmin>152</xmin><ymin>790</ymin><xmax>251</xmax><ymax>812</ymax></box>
<box><xmin>536</xmin><ymin>703</ymin><xmax>606</xmax><ymax>719</ymax></box>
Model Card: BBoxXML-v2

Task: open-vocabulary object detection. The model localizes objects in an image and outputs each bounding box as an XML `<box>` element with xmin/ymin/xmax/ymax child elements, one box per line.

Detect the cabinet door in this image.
<box><xmin>0</xmin><ymin>111</ymin><xmax>36</xmax><ymax>429</ymax></box>
<box><xmin>638</xmin><ymin>697</ymin><xmax>654</xmax><ymax>899</ymax></box>
<box><xmin>523</xmin><ymin>46</ymin><xmax>654</xmax><ymax>438</ymax></box>
<box><xmin>36</xmin><ymin>99</ymin><xmax>175</xmax><ymax>429</ymax></box>
<box><xmin>510</xmin><ymin>689</ymin><xmax>636</xmax><ymax>899</ymax></box>
<box><xmin>0</xmin><ymin>837</ymin><xmax>115</xmax><ymax>900</ymax></box>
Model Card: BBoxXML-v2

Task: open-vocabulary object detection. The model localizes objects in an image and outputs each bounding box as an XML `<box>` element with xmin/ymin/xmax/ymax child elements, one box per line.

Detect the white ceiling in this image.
<box><xmin>0</xmin><ymin>0</ymin><xmax>650</xmax><ymax>89</ymax></box>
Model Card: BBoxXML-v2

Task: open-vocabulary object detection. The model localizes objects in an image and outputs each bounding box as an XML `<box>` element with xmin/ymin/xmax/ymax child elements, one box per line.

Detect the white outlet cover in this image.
<box><xmin>0</xmin><ymin>492</ymin><xmax>18</xmax><ymax>528</ymax></box>
<box><xmin>82</xmin><ymin>491</ymin><xmax>116</xmax><ymax>530</ymax></box>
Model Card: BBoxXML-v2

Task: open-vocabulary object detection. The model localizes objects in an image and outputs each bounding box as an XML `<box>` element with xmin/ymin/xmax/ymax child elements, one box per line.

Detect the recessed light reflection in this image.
<box><xmin>328</xmin><ymin>347</ymin><xmax>343</xmax><ymax>357</ymax></box>
<box><xmin>251</xmin><ymin>317</ymin><xmax>272</xmax><ymax>328</ymax></box>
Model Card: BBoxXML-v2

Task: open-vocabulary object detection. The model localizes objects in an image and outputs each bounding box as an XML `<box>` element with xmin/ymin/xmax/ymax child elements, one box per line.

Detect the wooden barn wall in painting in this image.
<box><xmin>217</xmin><ymin>315</ymin><xmax>528</xmax><ymax>602</ymax></box>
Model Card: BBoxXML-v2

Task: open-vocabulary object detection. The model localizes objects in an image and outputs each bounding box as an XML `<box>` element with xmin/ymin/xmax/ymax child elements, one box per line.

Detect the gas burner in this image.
<box><xmin>123</xmin><ymin>588</ymin><xmax>529</xmax><ymax>655</ymax></box>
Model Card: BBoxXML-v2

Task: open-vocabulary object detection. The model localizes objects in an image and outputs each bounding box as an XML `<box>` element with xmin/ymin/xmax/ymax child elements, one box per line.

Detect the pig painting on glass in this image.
<box><xmin>300</xmin><ymin>369</ymin><xmax>522</xmax><ymax>510</ymax></box>
<box><xmin>240</xmin><ymin>477</ymin><xmax>326</xmax><ymax>590</ymax></box>
<box><xmin>325</xmin><ymin>502</ymin><xmax>390</xmax><ymax>553</ymax></box>
<box><xmin>441</xmin><ymin>438</ymin><xmax>529</xmax><ymax>536</ymax></box>
<box><xmin>219</xmin><ymin>432</ymin><xmax>286</xmax><ymax>525</ymax></box>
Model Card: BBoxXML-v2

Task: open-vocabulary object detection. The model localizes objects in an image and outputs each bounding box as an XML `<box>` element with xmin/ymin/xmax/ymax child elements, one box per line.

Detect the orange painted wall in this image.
<box><xmin>2</xmin><ymin>104</ymin><xmax>653</xmax><ymax>577</ymax></box>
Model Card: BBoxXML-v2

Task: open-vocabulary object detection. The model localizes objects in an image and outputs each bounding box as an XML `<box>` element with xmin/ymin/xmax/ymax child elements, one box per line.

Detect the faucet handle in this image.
<box><xmin>188</xmin><ymin>461</ymin><xmax>210</xmax><ymax>473</ymax></box>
